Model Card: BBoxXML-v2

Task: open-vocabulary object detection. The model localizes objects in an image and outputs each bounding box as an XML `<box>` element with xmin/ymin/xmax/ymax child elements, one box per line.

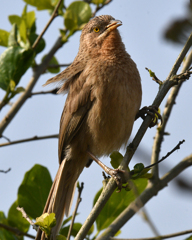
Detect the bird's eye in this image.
<box><xmin>93</xmin><ymin>27</ymin><xmax>100</xmax><ymax>32</ymax></box>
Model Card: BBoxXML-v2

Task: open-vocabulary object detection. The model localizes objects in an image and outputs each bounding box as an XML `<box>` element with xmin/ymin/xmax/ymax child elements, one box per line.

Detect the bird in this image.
<box><xmin>35</xmin><ymin>15</ymin><xmax>142</xmax><ymax>240</ymax></box>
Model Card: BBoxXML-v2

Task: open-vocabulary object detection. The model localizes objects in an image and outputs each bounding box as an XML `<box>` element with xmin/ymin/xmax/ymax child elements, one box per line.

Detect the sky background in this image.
<box><xmin>0</xmin><ymin>0</ymin><xmax>192</xmax><ymax>239</ymax></box>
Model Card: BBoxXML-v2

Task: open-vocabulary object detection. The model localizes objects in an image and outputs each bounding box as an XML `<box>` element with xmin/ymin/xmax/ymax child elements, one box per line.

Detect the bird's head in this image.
<box><xmin>79</xmin><ymin>15</ymin><xmax>122</xmax><ymax>55</ymax></box>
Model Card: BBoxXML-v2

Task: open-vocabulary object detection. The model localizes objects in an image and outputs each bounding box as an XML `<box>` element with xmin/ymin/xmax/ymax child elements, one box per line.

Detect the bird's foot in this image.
<box><xmin>104</xmin><ymin>167</ymin><xmax>125</xmax><ymax>190</ymax></box>
<box><xmin>136</xmin><ymin>105</ymin><xmax>163</xmax><ymax>127</ymax></box>
<box><xmin>87</xmin><ymin>151</ymin><xmax>125</xmax><ymax>190</ymax></box>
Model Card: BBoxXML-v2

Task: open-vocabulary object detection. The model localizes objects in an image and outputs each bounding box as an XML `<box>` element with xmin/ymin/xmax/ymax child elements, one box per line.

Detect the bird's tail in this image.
<box><xmin>35</xmin><ymin>159</ymin><xmax>77</xmax><ymax>240</ymax></box>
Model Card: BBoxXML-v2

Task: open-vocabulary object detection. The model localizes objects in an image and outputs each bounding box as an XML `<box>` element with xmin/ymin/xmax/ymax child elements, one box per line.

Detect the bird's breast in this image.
<box><xmin>85</xmin><ymin>56</ymin><xmax>142</xmax><ymax>157</ymax></box>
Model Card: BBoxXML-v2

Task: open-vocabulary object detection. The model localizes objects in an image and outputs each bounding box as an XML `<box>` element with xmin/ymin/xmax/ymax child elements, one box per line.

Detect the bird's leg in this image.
<box><xmin>87</xmin><ymin>151</ymin><xmax>124</xmax><ymax>189</ymax></box>
<box><xmin>135</xmin><ymin>105</ymin><xmax>163</xmax><ymax>127</ymax></box>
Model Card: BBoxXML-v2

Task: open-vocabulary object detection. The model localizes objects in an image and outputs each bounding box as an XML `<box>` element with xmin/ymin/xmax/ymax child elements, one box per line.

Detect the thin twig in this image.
<box><xmin>32</xmin><ymin>0</ymin><xmax>63</xmax><ymax>50</ymax></box>
<box><xmin>0</xmin><ymin>223</ymin><xmax>35</xmax><ymax>239</ymax></box>
<box><xmin>111</xmin><ymin>228</ymin><xmax>192</xmax><ymax>240</ymax></box>
<box><xmin>145</xmin><ymin>68</ymin><xmax>163</xmax><ymax>85</ymax></box>
<box><xmin>17</xmin><ymin>207</ymin><xmax>38</xmax><ymax>231</ymax></box>
<box><xmin>48</xmin><ymin>63</ymin><xmax>71</xmax><ymax>68</ymax></box>
<box><xmin>145</xmin><ymin>140</ymin><xmax>185</xmax><ymax>169</ymax></box>
<box><xmin>0</xmin><ymin>134</ymin><xmax>58</xmax><ymax>148</ymax></box>
<box><xmin>30</xmin><ymin>89</ymin><xmax>58</xmax><ymax>96</ymax></box>
<box><xmin>67</xmin><ymin>183</ymin><xmax>84</xmax><ymax>240</ymax></box>
<box><xmin>1</xmin><ymin>134</ymin><xmax>11</xmax><ymax>142</ymax></box>
<box><xmin>0</xmin><ymin>168</ymin><xmax>11</xmax><ymax>173</ymax></box>
<box><xmin>92</xmin><ymin>0</ymin><xmax>113</xmax><ymax>17</ymax></box>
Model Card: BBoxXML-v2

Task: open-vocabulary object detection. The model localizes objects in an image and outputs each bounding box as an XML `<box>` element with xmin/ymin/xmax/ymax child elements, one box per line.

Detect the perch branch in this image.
<box><xmin>95</xmin><ymin>154</ymin><xmax>192</xmax><ymax>240</ymax></box>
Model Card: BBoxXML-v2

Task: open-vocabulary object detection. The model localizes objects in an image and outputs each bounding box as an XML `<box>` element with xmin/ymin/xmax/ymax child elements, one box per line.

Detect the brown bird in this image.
<box><xmin>36</xmin><ymin>15</ymin><xmax>142</xmax><ymax>240</ymax></box>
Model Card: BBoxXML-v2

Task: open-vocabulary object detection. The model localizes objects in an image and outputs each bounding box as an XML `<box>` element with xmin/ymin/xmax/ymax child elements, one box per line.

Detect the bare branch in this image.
<box><xmin>0</xmin><ymin>134</ymin><xmax>58</xmax><ymax>148</ymax></box>
<box><xmin>111</xmin><ymin>228</ymin><xmax>192</xmax><ymax>240</ymax></box>
<box><xmin>145</xmin><ymin>139</ymin><xmax>185</xmax><ymax>169</ymax></box>
<box><xmin>48</xmin><ymin>63</ymin><xmax>71</xmax><ymax>68</ymax></box>
<box><xmin>17</xmin><ymin>207</ymin><xmax>38</xmax><ymax>231</ymax></box>
<box><xmin>92</xmin><ymin>0</ymin><xmax>113</xmax><ymax>17</ymax></box>
<box><xmin>32</xmin><ymin>0</ymin><xmax>63</xmax><ymax>50</ymax></box>
<box><xmin>0</xmin><ymin>223</ymin><xmax>35</xmax><ymax>239</ymax></box>
<box><xmin>67</xmin><ymin>183</ymin><xmax>84</xmax><ymax>240</ymax></box>
<box><xmin>0</xmin><ymin>168</ymin><xmax>11</xmax><ymax>173</ymax></box>
<box><xmin>30</xmin><ymin>89</ymin><xmax>58</xmax><ymax>96</ymax></box>
<box><xmin>145</xmin><ymin>68</ymin><xmax>163</xmax><ymax>85</ymax></box>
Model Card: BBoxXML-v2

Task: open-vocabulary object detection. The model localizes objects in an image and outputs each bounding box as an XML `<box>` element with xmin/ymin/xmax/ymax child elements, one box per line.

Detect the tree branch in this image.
<box><xmin>30</xmin><ymin>89</ymin><xmax>58</xmax><ymax>96</ymax></box>
<box><xmin>0</xmin><ymin>134</ymin><xmax>58</xmax><ymax>148</ymax></box>
<box><xmin>151</xmin><ymin>33</ymin><xmax>192</xmax><ymax>181</ymax></box>
<box><xmin>67</xmin><ymin>183</ymin><xmax>84</xmax><ymax>240</ymax></box>
<box><xmin>74</xmin><ymin>31</ymin><xmax>192</xmax><ymax>240</ymax></box>
<box><xmin>48</xmin><ymin>63</ymin><xmax>71</xmax><ymax>68</ymax></box>
<box><xmin>145</xmin><ymin>139</ymin><xmax>185</xmax><ymax>169</ymax></box>
<box><xmin>92</xmin><ymin>0</ymin><xmax>113</xmax><ymax>17</ymax></box>
<box><xmin>0</xmin><ymin>36</ymin><xmax>63</xmax><ymax>137</ymax></box>
<box><xmin>95</xmin><ymin>154</ymin><xmax>192</xmax><ymax>240</ymax></box>
<box><xmin>111</xmin><ymin>228</ymin><xmax>192</xmax><ymax>240</ymax></box>
<box><xmin>0</xmin><ymin>168</ymin><xmax>11</xmax><ymax>173</ymax></box>
<box><xmin>32</xmin><ymin>0</ymin><xmax>63</xmax><ymax>50</ymax></box>
<box><xmin>16</xmin><ymin>207</ymin><xmax>38</xmax><ymax>231</ymax></box>
<box><xmin>0</xmin><ymin>223</ymin><xmax>35</xmax><ymax>239</ymax></box>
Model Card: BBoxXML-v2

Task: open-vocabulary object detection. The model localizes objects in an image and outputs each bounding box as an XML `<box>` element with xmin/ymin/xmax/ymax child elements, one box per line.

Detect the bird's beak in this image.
<box><xmin>106</xmin><ymin>20</ymin><xmax>122</xmax><ymax>32</ymax></box>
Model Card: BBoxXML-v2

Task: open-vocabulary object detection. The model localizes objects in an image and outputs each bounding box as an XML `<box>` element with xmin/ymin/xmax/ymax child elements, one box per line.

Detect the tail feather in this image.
<box><xmin>35</xmin><ymin>159</ymin><xmax>78</xmax><ymax>240</ymax></box>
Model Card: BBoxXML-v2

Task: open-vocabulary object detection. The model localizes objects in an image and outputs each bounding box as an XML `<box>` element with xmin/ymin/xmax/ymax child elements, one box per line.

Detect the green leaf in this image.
<box><xmin>133</xmin><ymin>163</ymin><xmax>144</xmax><ymax>173</ymax></box>
<box><xmin>23</xmin><ymin>0</ymin><xmax>54</xmax><ymax>10</ymax></box>
<box><xmin>93</xmin><ymin>178</ymin><xmax>148</xmax><ymax>231</ymax></box>
<box><xmin>64</xmin><ymin>1</ymin><xmax>92</xmax><ymax>32</ymax></box>
<box><xmin>87</xmin><ymin>224</ymin><xmax>94</xmax><ymax>236</ymax></box>
<box><xmin>0</xmin><ymin>211</ymin><xmax>20</xmax><ymax>240</ymax></box>
<box><xmin>57</xmin><ymin>235</ymin><xmax>67</xmax><ymax>240</ymax></box>
<box><xmin>35</xmin><ymin>213</ymin><xmax>56</xmax><ymax>237</ymax></box>
<box><xmin>18</xmin><ymin>164</ymin><xmax>52</xmax><ymax>219</ymax></box>
<box><xmin>110</xmin><ymin>151</ymin><xmax>123</xmax><ymax>169</ymax></box>
<box><xmin>0</xmin><ymin>29</ymin><xmax>9</xmax><ymax>47</ymax></box>
<box><xmin>61</xmin><ymin>216</ymin><xmax>73</xmax><ymax>227</ymax></box>
<box><xmin>0</xmin><ymin>46</ymin><xmax>34</xmax><ymax>91</ymax></box>
<box><xmin>7</xmin><ymin>200</ymin><xmax>30</xmax><ymax>233</ymax></box>
<box><xmin>91</xmin><ymin>0</ymin><xmax>106</xmax><ymax>5</ymax></box>
<box><xmin>185</xmin><ymin>235</ymin><xmax>192</xmax><ymax>240</ymax></box>
<box><xmin>60</xmin><ymin>223</ymin><xmax>82</xmax><ymax>238</ymax></box>
<box><xmin>8</xmin><ymin>24</ymin><xmax>18</xmax><ymax>47</ymax></box>
<box><xmin>29</xmin><ymin>33</ymin><xmax>45</xmax><ymax>54</ymax></box>
<box><xmin>26</xmin><ymin>11</ymin><xmax>36</xmax><ymax>29</ymax></box>
<box><xmin>19</xmin><ymin>20</ymin><xmax>27</xmax><ymax>43</ymax></box>
<box><xmin>46</xmin><ymin>55</ymin><xmax>60</xmax><ymax>73</ymax></box>
<box><xmin>9</xmin><ymin>15</ymin><xmax>22</xmax><ymax>26</ymax></box>
<box><xmin>130</xmin><ymin>163</ymin><xmax>152</xmax><ymax>179</ymax></box>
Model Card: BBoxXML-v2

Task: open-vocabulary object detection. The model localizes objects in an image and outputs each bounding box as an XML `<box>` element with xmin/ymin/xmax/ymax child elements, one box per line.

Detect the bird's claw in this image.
<box><xmin>107</xmin><ymin>168</ymin><xmax>125</xmax><ymax>191</ymax></box>
<box><xmin>136</xmin><ymin>105</ymin><xmax>163</xmax><ymax>127</ymax></box>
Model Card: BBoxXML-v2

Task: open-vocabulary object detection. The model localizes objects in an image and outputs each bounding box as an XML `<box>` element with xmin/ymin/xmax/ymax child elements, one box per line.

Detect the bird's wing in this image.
<box><xmin>44</xmin><ymin>56</ymin><xmax>86</xmax><ymax>93</ymax></box>
<box><xmin>58</xmin><ymin>73</ymin><xmax>94</xmax><ymax>163</ymax></box>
